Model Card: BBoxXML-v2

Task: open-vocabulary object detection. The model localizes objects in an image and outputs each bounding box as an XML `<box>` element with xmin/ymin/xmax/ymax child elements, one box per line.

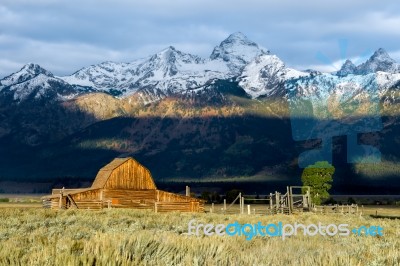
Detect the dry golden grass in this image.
<box><xmin>0</xmin><ymin>208</ymin><xmax>398</xmax><ymax>266</ymax></box>
<box><xmin>361</xmin><ymin>206</ymin><xmax>400</xmax><ymax>217</ymax></box>
<box><xmin>0</xmin><ymin>202</ymin><xmax>42</xmax><ymax>208</ymax></box>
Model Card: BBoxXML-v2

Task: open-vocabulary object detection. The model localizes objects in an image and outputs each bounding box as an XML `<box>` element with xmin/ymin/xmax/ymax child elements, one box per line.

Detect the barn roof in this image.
<box><xmin>90</xmin><ymin>157</ymin><xmax>155</xmax><ymax>189</ymax></box>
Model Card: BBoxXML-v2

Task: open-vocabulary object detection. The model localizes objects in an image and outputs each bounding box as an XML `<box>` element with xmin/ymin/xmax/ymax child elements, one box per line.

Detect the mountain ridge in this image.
<box><xmin>1</xmin><ymin>34</ymin><xmax>400</xmax><ymax>192</ymax></box>
<box><xmin>2</xmin><ymin>33</ymin><xmax>400</xmax><ymax>105</ymax></box>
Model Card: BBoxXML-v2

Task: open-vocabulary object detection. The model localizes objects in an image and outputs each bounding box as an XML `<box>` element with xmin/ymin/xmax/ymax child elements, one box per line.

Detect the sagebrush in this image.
<box><xmin>0</xmin><ymin>208</ymin><xmax>399</xmax><ymax>266</ymax></box>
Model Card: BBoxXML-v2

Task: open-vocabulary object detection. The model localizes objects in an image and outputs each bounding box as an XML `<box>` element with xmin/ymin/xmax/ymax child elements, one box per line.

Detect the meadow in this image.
<box><xmin>0</xmin><ymin>207</ymin><xmax>399</xmax><ymax>266</ymax></box>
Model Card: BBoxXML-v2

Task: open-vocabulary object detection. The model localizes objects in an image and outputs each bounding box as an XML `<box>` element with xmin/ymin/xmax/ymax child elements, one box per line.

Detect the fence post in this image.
<box><xmin>223</xmin><ymin>199</ymin><xmax>226</xmax><ymax>211</ymax></box>
<box><xmin>306</xmin><ymin>188</ymin><xmax>311</xmax><ymax>208</ymax></box>
<box><xmin>269</xmin><ymin>193</ymin><xmax>273</xmax><ymax>210</ymax></box>
<box><xmin>58</xmin><ymin>193</ymin><xmax>62</xmax><ymax>209</ymax></box>
<box><xmin>186</xmin><ymin>186</ymin><xmax>190</xmax><ymax>197</ymax></box>
<box><xmin>212</xmin><ymin>203</ymin><xmax>214</xmax><ymax>213</ymax></box>
<box><xmin>247</xmin><ymin>205</ymin><xmax>251</xmax><ymax>215</ymax></box>
<box><xmin>239</xmin><ymin>193</ymin><xmax>242</xmax><ymax>214</ymax></box>
<box><xmin>286</xmin><ymin>186</ymin><xmax>291</xmax><ymax>214</ymax></box>
<box><xmin>275</xmin><ymin>192</ymin><xmax>280</xmax><ymax>212</ymax></box>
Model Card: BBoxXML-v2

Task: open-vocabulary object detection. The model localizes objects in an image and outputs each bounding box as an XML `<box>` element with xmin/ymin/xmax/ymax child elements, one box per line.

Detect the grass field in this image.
<box><xmin>0</xmin><ymin>194</ymin><xmax>43</xmax><ymax>208</ymax></box>
<box><xmin>361</xmin><ymin>205</ymin><xmax>400</xmax><ymax>217</ymax></box>
<box><xmin>0</xmin><ymin>208</ymin><xmax>399</xmax><ymax>266</ymax></box>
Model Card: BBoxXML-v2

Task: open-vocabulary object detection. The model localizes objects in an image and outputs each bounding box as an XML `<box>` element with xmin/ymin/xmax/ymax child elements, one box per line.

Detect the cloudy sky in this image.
<box><xmin>1</xmin><ymin>0</ymin><xmax>400</xmax><ymax>78</ymax></box>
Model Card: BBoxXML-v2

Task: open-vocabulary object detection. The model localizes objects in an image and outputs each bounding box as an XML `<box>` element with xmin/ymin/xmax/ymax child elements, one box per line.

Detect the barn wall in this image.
<box><xmin>156</xmin><ymin>202</ymin><xmax>203</xmax><ymax>212</ymax></box>
<box><xmin>104</xmin><ymin>159</ymin><xmax>156</xmax><ymax>190</ymax></box>
<box><xmin>156</xmin><ymin>190</ymin><xmax>205</xmax><ymax>212</ymax></box>
<box><xmin>70</xmin><ymin>189</ymin><xmax>101</xmax><ymax>201</ymax></box>
<box><xmin>49</xmin><ymin>198</ymin><xmax>61</xmax><ymax>209</ymax></box>
<box><xmin>103</xmin><ymin>189</ymin><xmax>156</xmax><ymax>209</ymax></box>
<box><xmin>46</xmin><ymin>188</ymin><xmax>204</xmax><ymax>212</ymax></box>
<box><xmin>55</xmin><ymin>189</ymin><xmax>102</xmax><ymax>210</ymax></box>
<box><xmin>74</xmin><ymin>201</ymin><xmax>103</xmax><ymax>210</ymax></box>
<box><xmin>48</xmin><ymin>197</ymin><xmax>67</xmax><ymax>209</ymax></box>
<box><xmin>157</xmin><ymin>190</ymin><xmax>197</xmax><ymax>202</ymax></box>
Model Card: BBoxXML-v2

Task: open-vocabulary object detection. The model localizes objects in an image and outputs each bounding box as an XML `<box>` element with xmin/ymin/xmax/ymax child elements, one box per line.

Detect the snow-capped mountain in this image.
<box><xmin>1</xmin><ymin>33</ymin><xmax>400</xmax><ymax>105</ymax></box>
<box><xmin>60</xmin><ymin>46</ymin><xmax>230</xmax><ymax>100</ymax></box>
<box><xmin>336</xmin><ymin>60</ymin><xmax>357</xmax><ymax>77</ymax></box>
<box><xmin>285</xmin><ymin>71</ymin><xmax>400</xmax><ymax>127</ymax></box>
<box><xmin>124</xmin><ymin>46</ymin><xmax>229</xmax><ymax>94</ymax></box>
<box><xmin>0</xmin><ymin>63</ymin><xmax>85</xmax><ymax>102</ymax></box>
<box><xmin>59</xmin><ymin>32</ymin><xmax>269</xmax><ymax>99</ymax></box>
<box><xmin>61</xmin><ymin>61</ymin><xmax>139</xmax><ymax>91</ymax></box>
<box><xmin>236</xmin><ymin>47</ymin><xmax>399</xmax><ymax>100</ymax></box>
<box><xmin>0</xmin><ymin>63</ymin><xmax>53</xmax><ymax>87</ymax></box>
<box><xmin>210</xmin><ymin>32</ymin><xmax>269</xmax><ymax>75</ymax></box>
<box><xmin>355</xmin><ymin>48</ymin><xmax>400</xmax><ymax>75</ymax></box>
<box><xmin>238</xmin><ymin>54</ymin><xmax>309</xmax><ymax>98</ymax></box>
<box><xmin>337</xmin><ymin>48</ymin><xmax>400</xmax><ymax>76</ymax></box>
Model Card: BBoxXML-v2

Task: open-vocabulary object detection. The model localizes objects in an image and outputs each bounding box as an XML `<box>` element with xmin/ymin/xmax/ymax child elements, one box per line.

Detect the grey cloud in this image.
<box><xmin>1</xmin><ymin>0</ymin><xmax>400</xmax><ymax>77</ymax></box>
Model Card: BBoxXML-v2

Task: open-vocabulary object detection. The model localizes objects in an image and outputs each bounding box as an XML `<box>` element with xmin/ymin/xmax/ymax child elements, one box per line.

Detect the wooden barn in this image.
<box><xmin>42</xmin><ymin>157</ymin><xmax>204</xmax><ymax>212</ymax></box>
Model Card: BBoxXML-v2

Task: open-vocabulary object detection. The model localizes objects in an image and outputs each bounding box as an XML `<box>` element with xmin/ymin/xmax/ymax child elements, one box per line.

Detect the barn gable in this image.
<box><xmin>91</xmin><ymin>157</ymin><xmax>156</xmax><ymax>190</ymax></box>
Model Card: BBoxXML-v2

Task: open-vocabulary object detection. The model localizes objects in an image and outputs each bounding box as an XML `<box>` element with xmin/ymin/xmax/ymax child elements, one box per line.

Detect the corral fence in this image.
<box><xmin>207</xmin><ymin>186</ymin><xmax>360</xmax><ymax>215</ymax></box>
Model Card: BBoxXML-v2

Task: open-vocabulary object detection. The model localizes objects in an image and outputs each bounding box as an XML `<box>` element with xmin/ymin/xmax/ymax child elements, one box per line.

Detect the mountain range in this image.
<box><xmin>2</xmin><ymin>32</ymin><xmax>400</xmax><ymax>103</ymax></box>
<box><xmin>1</xmin><ymin>32</ymin><xmax>400</xmax><ymax>194</ymax></box>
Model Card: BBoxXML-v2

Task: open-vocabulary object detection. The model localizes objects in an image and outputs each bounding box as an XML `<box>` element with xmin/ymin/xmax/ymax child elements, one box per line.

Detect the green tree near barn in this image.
<box><xmin>301</xmin><ymin>161</ymin><xmax>334</xmax><ymax>205</ymax></box>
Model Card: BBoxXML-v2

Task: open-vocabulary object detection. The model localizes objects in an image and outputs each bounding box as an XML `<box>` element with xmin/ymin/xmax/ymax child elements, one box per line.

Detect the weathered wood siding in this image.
<box><xmin>103</xmin><ymin>159</ymin><xmax>156</xmax><ymax>190</ymax></box>
<box><xmin>103</xmin><ymin>189</ymin><xmax>156</xmax><ymax>201</ymax></box>
<box><xmin>74</xmin><ymin>201</ymin><xmax>103</xmax><ymax>210</ymax></box>
<box><xmin>103</xmin><ymin>189</ymin><xmax>156</xmax><ymax>209</ymax></box>
<box><xmin>156</xmin><ymin>190</ymin><xmax>204</xmax><ymax>212</ymax></box>
<box><xmin>101</xmin><ymin>189</ymin><xmax>204</xmax><ymax>211</ymax></box>
<box><xmin>70</xmin><ymin>189</ymin><xmax>101</xmax><ymax>201</ymax></box>
<box><xmin>156</xmin><ymin>201</ymin><xmax>202</xmax><ymax>212</ymax></box>
<box><xmin>50</xmin><ymin>198</ymin><xmax>60</xmax><ymax>209</ymax></box>
<box><xmin>157</xmin><ymin>190</ymin><xmax>195</xmax><ymax>202</ymax></box>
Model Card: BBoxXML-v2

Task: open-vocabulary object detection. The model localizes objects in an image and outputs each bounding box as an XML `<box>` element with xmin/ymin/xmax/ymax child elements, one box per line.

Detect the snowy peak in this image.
<box><xmin>0</xmin><ymin>63</ymin><xmax>90</xmax><ymax>102</ymax></box>
<box><xmin>0</xmin><ymin>63</ymin><xmax>54</xmax><ymax>89</ymax></box>
<box><xmin>156</xmin><ymin>46</ymin><xmax>179</xmax><ymax>64</ymax></box>
<box><xmin>60</xmin><ymin>44</ymin><xmax>228</xmax><ymax>97</ymax></box>
<box><xmin>219</xmin><ymin>32</ymin><xmax>257</xmax><ymax>48</ymax></box>
<box><xmin>337</xmin><ymin>59</ymin><xmax>357</xmax><ymax>77</ymax></box>
<box><xmin>143</xmin><ymin>46</ymin><xmax>203</xmax><ymax>77</ymax></box>
<box><xmin>210</xmin><ymin>32</ymin><xmax>269</xmax><ymax>75</ymax></box>
<box><xmin>335</xmin><ymin>48</ymin><xmax>400</xmax><ymax>76</ymax></box>
<box><xmin>22</xmin><ymin>63</ymin><xmax>54</xmax><ymax>77</ymax></box>
<box><xmin>239</xmin><ymin>54</ymin><xmax>309</xmax><ymax>98</ymax></box>
<box><xmin>125</xmin><ymin>46</ymin><xmax>229</xmax><ymax>97</ymax></box>
<box><xmin>370</xmin><ymin>48</ymin><xmax>395</xmax><ymax>63</ymax></box>
<box><xmin>60</xmin><ymin>61</ymin><xmax>133</xmax><ymax>90</ymax></box>
<box><xmin>356</xmin><ymin>48</ymin><xmax>399</xmax><ymax>74</ymax></box>
<box><xmin>155</xmin><ymin>46</ymin><xmax>202</xmax><ymax>64</ymax></box>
